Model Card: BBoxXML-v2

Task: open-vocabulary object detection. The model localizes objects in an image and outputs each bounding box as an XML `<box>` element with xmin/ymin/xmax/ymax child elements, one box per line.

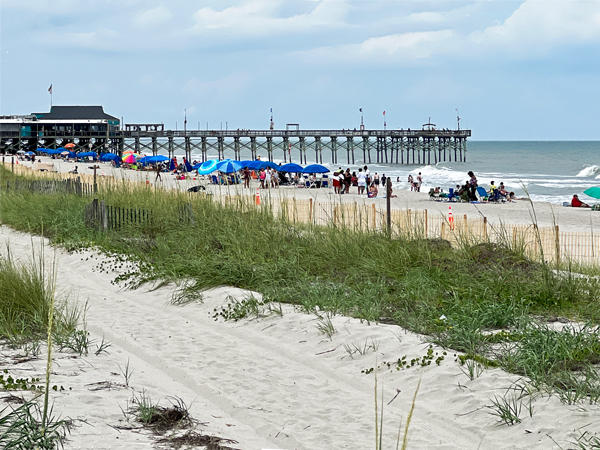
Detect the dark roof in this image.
<box><xmin>36</xmin><ymin>106</ymin><xmax>119</xmax><ymax>122</ymax></box>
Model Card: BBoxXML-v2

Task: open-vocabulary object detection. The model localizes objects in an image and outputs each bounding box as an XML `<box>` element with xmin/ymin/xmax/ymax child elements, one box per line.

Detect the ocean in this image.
<box><xmin>175</xmin><ymin>141</ymin><xmax>600</xmax><ymax>205</ymax></box>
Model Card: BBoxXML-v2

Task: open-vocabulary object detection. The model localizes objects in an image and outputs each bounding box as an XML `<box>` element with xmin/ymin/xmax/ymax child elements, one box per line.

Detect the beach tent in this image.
<box><xmin>216</xmin><ymin>159</ymin><xmax>242</xmax><ymax>174</ymax></box>
<box><xmin>195</xmin><ymin>159</ymin><xmax>218</xmax><ymax>174</ymax></box>
<box><xmin>279</xmin><ymin>163</ymin><xmax>303</xmax><ymax>173</ymax></box>
<box><xmin>169</xmin><ymin>158</ymin><xmax>177</xmax><ymax>171</ymax></box>
<box><xmin>100</xmin><ymin>153</ymin><xmax>120</xmax><ymax>162</ymax></box>
<box><xmin>78</xmin><ymin>151</ymin><xmax>98</xmax><ymax>158</ymax></box>
<box><xmin>301</xmin><ymin>164</ymin><xmax>330</xmax><ymax>174</ymax></box>
<box><xmin>183</xmin><ymin>158</ymin><xmax>193</xmax><ymax>173</ymax></box>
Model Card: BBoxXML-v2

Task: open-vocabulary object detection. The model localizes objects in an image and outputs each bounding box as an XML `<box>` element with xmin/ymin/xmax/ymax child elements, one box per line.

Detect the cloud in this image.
<box><xmin>470</xmin><ymin>0</ymin><xmax>600</xmax><ymax>56</ymax></box>
<box><xmin>297</xmin><ymin>29</ymin><xmax>454</xmax><ymax>64</ymax></box>
<box><xmin>134</xmin><ymin>6</ymin><xmax>173</xmax><ymax>28</ymax></box>
<box><xmin>189</xmin><ymin>0</ymin><xmax>349</xmax><ymax>38</ymax></box>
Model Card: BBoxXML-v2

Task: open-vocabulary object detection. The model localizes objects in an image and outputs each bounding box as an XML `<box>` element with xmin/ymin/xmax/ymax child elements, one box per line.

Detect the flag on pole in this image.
<box><xmin>48</xmin><ymin>84</ymin><xmax>52</xmax><ymax>94</ymax></box>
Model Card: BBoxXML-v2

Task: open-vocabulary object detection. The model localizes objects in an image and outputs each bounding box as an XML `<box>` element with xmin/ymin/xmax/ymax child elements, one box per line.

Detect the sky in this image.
<box><xmin>1</xmin><ymin>0</ymin><xmax>599</xmax><ymax>140</ymax></box>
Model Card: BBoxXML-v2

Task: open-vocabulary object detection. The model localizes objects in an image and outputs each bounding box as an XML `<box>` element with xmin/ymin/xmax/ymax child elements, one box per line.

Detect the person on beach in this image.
<box><xmin>408</xmin><ymin>174</ymin><xmax>414</xmax><ymax>191</ymax></box>
<box><xmin>352</xmin><ymin>172</ymin><xmax>358</xmax><ymax>187</ymax></box>
<box><xmin>344</xmin><ymin>169</ymin><xmax>352</xmax><ymax>194</ymax></box>
<box><xmin>381</xmin><ymin>174</ymin><xmax>386</xmax><ymax>188</ymax></box>
<box><xmin>357</xmin><ymin>168</ymin><xmax>366</xmax><ymax>194</ymax></box>
<box><xmin>368</xmin><ymin>182</ymin><xmax>378</xmax><ymax>198</ymax></box>
<box><xmin>259</xmin><ymin>169</ymin><xmax>266</xmax><ymax>188</ymax></box>
<box><xmin>265</xmin><ymin>168</ymin><xmax>272</xmax><ymax>189</ymax></box>
<box><xmin>416</xmin><ymin>172</ymin><xmax>422</xmax><ymax>192</ymax></box>
<box><xmin>467</xmin><ymin>171</ymin><xmax>478</xmax><ymax>201</ymax></box>
<box><xmin>373</xmin><ymin>173</ymin><xmax>380</xmax><ymax>186</ymax></box>
<box><xmin>155</xmin><ymin>163</ymin><xmax>162</xmax><ymax>182</ymax></box>
<box><xmin>364</xmin><ymin>166</ymin><xmax>371</xmax><ymax>185</ymax></box>
<box><xmin>242</xmin><ymin>167</ymin><xmax>251</xmax><ymax>188</ymax></box>
<box><xmin>572</xmin><ymin>194</ymin><xmax>591</xmax><ymax>208</ymax></box>
<box><xmin>332</xmin><ymin>170</ymin><xmax>341</xmax><ymax>194</ymax></box>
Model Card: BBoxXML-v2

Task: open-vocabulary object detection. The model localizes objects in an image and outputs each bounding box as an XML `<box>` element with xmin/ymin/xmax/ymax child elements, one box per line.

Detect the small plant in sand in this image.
<box><xmin>343</xmin><ymin>337</ymin><xmax>380</xmax><ymax>359</ymax></box>
<box><xmin>362</xmin><ymin>346</ymin><xmax>446</xmax><ymax>374</ymax></box>
<box><xmin>212</xmin><ymin>295</ymin><xmax>282</xmax><ymax>322</ymax></box>
<box><xmin>315</xmin><ymin>312</ymin><xmax>337</xmax><ymax>339</ymax></box>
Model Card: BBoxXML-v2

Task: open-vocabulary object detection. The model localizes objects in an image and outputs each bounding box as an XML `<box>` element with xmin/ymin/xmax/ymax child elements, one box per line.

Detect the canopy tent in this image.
<box><xmin>100</xmin><ymin>153</ymin><xmax>121</xmax><ymax>162</ymax></box>
<box><xmin>301</xmin><ymin>164</ymin><xmax>330</xmax><ymax>174</ymax></box>
<box><xmin>77</xmin><ymin>151</ymin><xmax>98</xmax><ymax>158</ymax></box>
<box><xmin>279</xmin><ymin>163</ymin><xmax>304</xmax><ymax>173</ymax></box>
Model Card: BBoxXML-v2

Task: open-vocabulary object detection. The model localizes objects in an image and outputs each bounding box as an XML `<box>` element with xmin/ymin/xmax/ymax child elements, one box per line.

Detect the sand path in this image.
<box><xmin>1</xmin><ymin>225</ymin><xmax>597</xmax><ymax>449</ymax></box>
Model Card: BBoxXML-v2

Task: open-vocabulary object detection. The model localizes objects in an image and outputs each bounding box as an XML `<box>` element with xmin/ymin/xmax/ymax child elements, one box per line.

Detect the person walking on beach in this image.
<box><xmin>155</xmin><ymin>163</ymin><xmax>162</xmax><ymax>182</ymax></box>
<box><xmin>357</xmin><ymin>168</ymin><xmax>366</xmax><ymax>195</ymax></box>
<box><xmin>243</xmin><ymin>167</ymin><xmax>251</xmax><ymax>188</ymax></box>
<box><xmin>373</xmin><ymin>173</ymin><xmax>380</xmax><ymax>187</ymax></box>
<box><xmin>408</xmin><ymin>174</ymin><xmax>414</xmax><ymax>191</ymax></box>
<box><xmin>416</xmin><ymin>172</ymin><xmax>422</xmax><ymax>192</ymax></box>
<box><xmin>364</xmin><ymin>166</ymin><xmax>371</xmax><ymax>186</ymax></box>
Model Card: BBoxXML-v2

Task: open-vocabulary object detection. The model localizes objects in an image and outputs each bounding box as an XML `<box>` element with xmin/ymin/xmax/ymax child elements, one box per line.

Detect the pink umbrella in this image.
<box><xmin>123</xmin><ymin>154</ymin><xmax>137</xmax><ymax>164</ymax></box>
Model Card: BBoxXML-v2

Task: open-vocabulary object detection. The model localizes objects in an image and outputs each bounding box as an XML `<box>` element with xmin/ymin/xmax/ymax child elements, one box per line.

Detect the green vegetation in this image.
<box><xmin>3</xmin><ymin>167</ymin><xmax>600</xmax><ymax>405</ymax></box>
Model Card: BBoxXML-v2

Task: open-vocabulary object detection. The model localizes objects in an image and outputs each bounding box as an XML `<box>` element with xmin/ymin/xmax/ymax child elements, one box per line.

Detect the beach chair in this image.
<box><xmin>446</xmin><ymin>188</ymin><xmax>458</xmax><ymax>202</ymax></box>
<box><xmin>322</xmin><ymin>175</ymin><xmax>329</xmax><ymax>188</ymax></box>
<box><xmin>476</xmin><ymin>186</ymin><xmax>489</xmax><ymax>202</ymax></box>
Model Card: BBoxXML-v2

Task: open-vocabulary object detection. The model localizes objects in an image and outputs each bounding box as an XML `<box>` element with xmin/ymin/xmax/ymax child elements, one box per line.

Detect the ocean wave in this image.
<box><xmin>576</xmin><ymin>165</ymin><xmax>600</xmax><ymax>177</ymax></box>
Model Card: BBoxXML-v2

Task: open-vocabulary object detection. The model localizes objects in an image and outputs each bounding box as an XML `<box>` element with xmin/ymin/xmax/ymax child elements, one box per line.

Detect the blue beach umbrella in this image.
<box><xmin>36</xmin><ymin>148</ymin><xmax>47</xmax><ymax>153</ymax></box>
<box><xmin>217</xmin><ymin>159</ymin><xmax>242</xmax><ymax>174</ymax></box>
<box><xmin>149</xmin><ymin>155</ymin><xmax>170</xmax><ymax>163</ymax></box>
<box><xmin>240</xmin><ymin>160</ymin><xmax>253</xmax><ymax>168</ymax></box>
<box><xmin>77</xmin><ymin>151</ymin><xmax>98</xmax><ymax>158</ymax></box>
<box><xmin>25</xmin><ymin>151</ymin><xmax>36</xmax><ymax>156</ymax></box>
<box><xmin>246</xmin><ymin>160</ymin><xmax>263</xmax><ymax>170</ymax></box>
<box><xmin>257</xmin><ymin>161</ymin><xmax>280</xmax><ymax>171</ymax></box>
<box><xmin>301</xmin><ymin>164</ymin><xmax>330</xmax><ymax>174</ymax></box>
<box><xmin>196</xmin><ymin>159</ymin><xmax>219</xmax><ymax>174</ymax></box>
<box><xmin>279</xmin><ymin>163</ymin><xmax>304</xmax><ymax>173</ymax></box>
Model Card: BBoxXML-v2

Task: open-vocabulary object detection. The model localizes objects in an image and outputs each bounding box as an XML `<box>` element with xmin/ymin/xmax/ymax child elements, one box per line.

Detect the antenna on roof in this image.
<box><xmin>456</xmin><ymin>108</ymin><xmax>460</xmax><ymax>130</ymax></box>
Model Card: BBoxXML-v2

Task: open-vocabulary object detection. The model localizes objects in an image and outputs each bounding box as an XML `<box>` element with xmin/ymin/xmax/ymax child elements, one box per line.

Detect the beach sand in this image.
<box><xmin>3</xmin><ymin>157</ymin><xmax>600</xmax><ymax>449</ymax></box>
<box><xmin>15</xmin><ymin>155</ymin><xmax>600</xmax><ymax>233</ymax></box>
<box><xmin>1</xmin><ymin>225</ymin><xmax>598</xmax><ymax>449</ymax></box>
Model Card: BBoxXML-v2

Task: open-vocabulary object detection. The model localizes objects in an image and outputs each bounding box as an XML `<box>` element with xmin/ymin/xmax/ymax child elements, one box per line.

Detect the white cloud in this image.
<box><xmin>298</xmin><ymin>29</ymin><xmax>453</xmax><ymax>64</ymax></box>
<box><xmin>470</xmin><ymin>0</ymin><xmax>600</xmax><ymax>55</ymax></box>
<box><xmin>134</xmin><ymin>6</ymin><xmax>173</xmax><ymax>28</ymax></box>
<box><xmin>408</xmin><ymin>11</ymin><xmax>445</xmax><ymax>23</ymax></box>
<box><xmin>189</xmin><ymin>0</ymin><xmax>349</xmax><ymax>38</ymax></box>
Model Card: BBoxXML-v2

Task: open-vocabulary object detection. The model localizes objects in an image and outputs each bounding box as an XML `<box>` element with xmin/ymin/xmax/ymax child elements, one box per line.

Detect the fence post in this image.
<box><xmin>372</xmin><ymin>203</ymin><xmax>377</xmax><ymax>230</ymax></box>
<box><xmin>100</xmin><ymin>200</ymin><xmax>107</xmax><ymax>231</ymax></box>
<box><xmin>424</xmin><ymin>209</ymin><xmax>428</xmax><ymax>238</ymax></box>
<box><xmin>93</xmin><ymin>166</ymin><xmax>98</xmax><ymax>195</ymax></box>
<box><xmin>309</xmin><ymin>198</ymin><xmax>313</xmax><ymax>224</ymax></box>
<box><xmin>555</xmin><ymin>225</ymin><xmax>560</xmax><ymax>266</ymax></box>
<box><xmin>386</xmin><ymin>178</ymin><xmax>391</xmax><ymax>237</ymax></box>
<box><xmin>483</xmin><ymin>217</ymin><xmax>488</xmax><ymax>241</ymax></box>
<box><xmin>441</xmin><ymin>222</ymin><xmax>445</xmax><ymax>240</ymax></box>
<box><xmin>11</xmin><ymin>156</ymin><xmax>14</xmax><ymax>172</ymax></box>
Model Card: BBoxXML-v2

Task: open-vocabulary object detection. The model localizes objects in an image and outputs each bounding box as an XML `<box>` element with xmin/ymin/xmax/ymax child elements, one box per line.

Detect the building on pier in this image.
<box><xmin>0</xmin><ymin>107</ymin><xmax>471</xmax><ymax>165</ymax></box>
<box><xmin>0</xmin><ymin>106</ymin><xmax>120</xmax><ymax>153</ymax></box>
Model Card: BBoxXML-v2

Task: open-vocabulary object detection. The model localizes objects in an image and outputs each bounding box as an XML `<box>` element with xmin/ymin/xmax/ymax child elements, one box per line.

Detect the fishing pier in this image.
<box><xmin>0</xmin><ymin>106</ymin><xmax>471</xmax><ymax>165</ymax></box>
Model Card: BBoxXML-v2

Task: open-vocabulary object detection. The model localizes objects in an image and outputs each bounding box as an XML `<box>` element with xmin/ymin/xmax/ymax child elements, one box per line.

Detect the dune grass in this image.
<box><xmin>3</xmin><ymin>167</ymin><xmax>600</xmax><ymax>402</ymax></box>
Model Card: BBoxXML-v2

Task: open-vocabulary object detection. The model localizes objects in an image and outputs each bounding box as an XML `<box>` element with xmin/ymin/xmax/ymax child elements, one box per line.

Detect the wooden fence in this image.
<box><xmin>84</xmin><ymin>199</ymin><xmax>152</xmax><ymax>231</ymax></box>
<box><xmin>220</xmin><ymin>195</ymin><xmax>600</xmax><ymax>266</ymax></box>
<box><xmin>4</xmin><ymin>177</ymin><xmax>93</xmax><ymax>196</ymax></box>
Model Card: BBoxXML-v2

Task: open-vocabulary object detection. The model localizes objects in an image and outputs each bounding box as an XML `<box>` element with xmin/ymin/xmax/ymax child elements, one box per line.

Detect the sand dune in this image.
<box><xmin>1</xmin><ymin>225</ymin><xmax>599</xmax><ymax>449</ymax></box>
